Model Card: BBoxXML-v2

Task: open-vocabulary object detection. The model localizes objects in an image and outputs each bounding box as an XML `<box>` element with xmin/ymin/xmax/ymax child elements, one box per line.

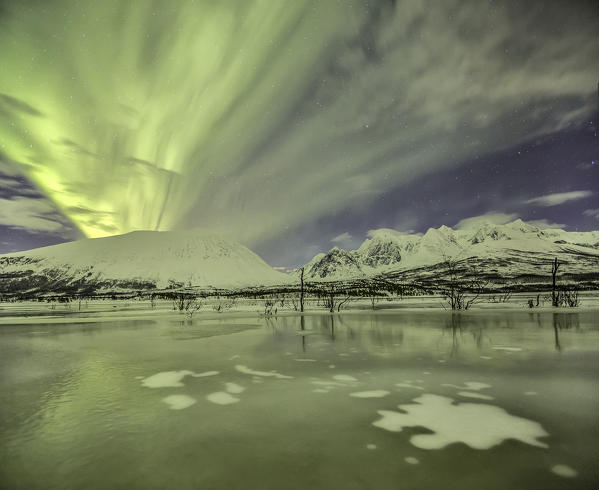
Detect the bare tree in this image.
<box><xmin>300</xmin><ymin>267</ymin><xmax>305</xmax><ymax>313</ymax></box>
<box><xmin>440</xmin><ymin>257</ymin><xmax>487</xmax><ymax>310</ymax></box>
<box><xmin>322</xmin><ymin>286</ymin><xmax>351</xmax><ymax>312</ymax></box>
<box><xmin>173</xmin><ymin>294</ymin><xmax>202</xmax><ymax>318</ymax></box>
<box><xmin>551</xmin><ymin>257</ymin><xmax>560</xmax><ymax>307</ymax></box>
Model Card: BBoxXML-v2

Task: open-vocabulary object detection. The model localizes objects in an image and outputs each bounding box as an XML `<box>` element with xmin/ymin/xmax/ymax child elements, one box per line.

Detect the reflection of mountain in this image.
<box><xmin>0</xmin><ymin>229</ymin><xmax>292</xmax><ymax>295</ymax></box>
<box><xmin>299</xmin><ymin>220</ymin><xmax>599</xmax><ymax>289</ymax></box>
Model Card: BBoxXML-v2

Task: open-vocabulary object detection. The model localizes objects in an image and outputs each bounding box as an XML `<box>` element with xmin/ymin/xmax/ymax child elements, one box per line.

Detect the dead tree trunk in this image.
<box><xmin>300</xmin><ymin>267</ymin><xmax>305</xmax><ymax>313</ymax></box>
<box><xmin>551</xmin><ymin>257</ymin><xmax>560</xmax><ymax>307</ymax></box>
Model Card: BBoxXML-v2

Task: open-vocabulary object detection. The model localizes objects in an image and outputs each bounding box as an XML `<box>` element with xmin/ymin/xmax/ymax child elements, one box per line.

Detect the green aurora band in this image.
<box><xmin>0</xmin><ymin>1</ymin><xmax>597</xmax><ymax>244</ymax></box>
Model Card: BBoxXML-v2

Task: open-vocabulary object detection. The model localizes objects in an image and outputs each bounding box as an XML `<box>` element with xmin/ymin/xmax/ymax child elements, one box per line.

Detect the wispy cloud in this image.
<box><xmin>583</xmin><ymin>209</ymin><xmax>599</xmax><ymax>220</ymax></box>
<box><xmin>527</xmin><ymin>219</ymin><xmax>565</xmax><ymax>229</ymax></box>
<box><xmin>331</xmin><ymin>232</ymin><xmax>353</xmax><ymax>243</ymax></box>
<box><xmin>0</xmin><ymin>197</ymin><xmax>72</xmax><ymax>234</ymax></box>
<box><xmin>525</xmin><ymin>190</ymin><xmax>593</xmax><ymax>207</ymax></box>
<box><xmin>454</xmin><ymin>212</ymin><xmax>518</xmax><ymax>230</ymax></box>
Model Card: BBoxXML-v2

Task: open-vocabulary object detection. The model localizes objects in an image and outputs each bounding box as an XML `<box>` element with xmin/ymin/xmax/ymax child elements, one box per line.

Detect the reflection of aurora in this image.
<box><xmin>1</xmin><ymin>1</ymin><xmax>596</xmax><ymax>245</ymax></box>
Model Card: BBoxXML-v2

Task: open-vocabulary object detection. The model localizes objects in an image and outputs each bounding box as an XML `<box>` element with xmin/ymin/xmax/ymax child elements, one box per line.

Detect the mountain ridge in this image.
<box><xmin>298</xmin><ymin>220</ymin><xmax>599</xmax><ymax>285</ymax></box>
<box><xmin>0</xmin><ymin>228</ymin><xmax>292</xmax><ymax>294</ymax></box>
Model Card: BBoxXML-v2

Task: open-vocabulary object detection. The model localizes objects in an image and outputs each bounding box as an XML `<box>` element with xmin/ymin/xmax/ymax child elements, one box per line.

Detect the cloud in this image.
<box><xmin>454</xmin><ymin>212</ymin><xmax>518</xmax><ymax>230</ymax></box>
<box><xmin>525</xmin><ymin>190</ymin><xmax>593</xmax><ymax>207</ymax></box>
<box><xmin>0</xmin><ymin>197</ymin><xmax>72</xmax><ymax>234</ymax></box>
<box><xmin>583</xmin><ymin>209</ymin><xmax>599</xmax><ymax>220</ymax></box>
<box><xmin>367</xmin><ymin>228</ymin><xmax>421</xmax><ymax>238</ymax></box>
<box><xmin>331</xmin><ymin>232</ymin><xmax>353</xmax><ymax>243</ymax></box>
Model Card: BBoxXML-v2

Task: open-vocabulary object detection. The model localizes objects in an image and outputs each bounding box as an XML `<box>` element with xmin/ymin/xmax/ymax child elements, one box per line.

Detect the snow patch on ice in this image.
<box><xmin>458</xmin><ymin>391</ymin><xmax>494</xmax><ymax>400</ymax></box>
<box><xmin>442</xmin><ymin>381</ymin><xmax>491</xmax><ymax>391</ymax></box>
<box><xmin>396</xmin><ymin>383</ymin><xmax>424</xmax><ymax>390</ymax></box>
<box><xmin>207</xmin><ymin>392</ymin><xmax>240</xmax><ymax>405</ymax></box>
<box><xmin>312</xmin><ymin>380</ymin><xmax>346</xmax><ymax>388</ymax></box>
<box><xmin>492</xmin><ymin>346</ymin><xmax>522</xmax><ymax>352</ymax></box>
<box><xmin>162</xmin><ymin>394</ymin><xmax>197</xmax><ymax>410</ymax></box>
<box><xmin>550</xmin><ymin>465</ymin><xmax>577</xmax><ymax>478</ymax></box>
<box><xmin>141</xmin><ymin>370</ymin><xmax>218</xmax><ymax>388</ymax></box>
<box><xmin>404</xmin><ymin>457</ymin><xmax>419</xmax><ymax>465</ymax></box>
<box><xmin>333</xmin><ymin>375</ymin><xmax>358</xmax><ymax>382</ymax></box>
<box><xmin>235</xmin><ymin>365</ymin><xmax>293</xmax><ymax>379</ymax></box>
<box><xmin>225</xmin><ymin>382</ymin><xmax>245</xmax><ymax>394</ymax></box>
<box><xmin>350</xmin><ymin>390</ymin><xmax>390</xmax><ymax>399</ymax></box>
<box><xmin>366</xmin><ymin>444</ymin><xmax>377</xmax><ymax>450</ymax></box>
<box><xmin>372</xmin><ymin>394</ymin><xmax>548</xmax><ymax>450</ymax></box>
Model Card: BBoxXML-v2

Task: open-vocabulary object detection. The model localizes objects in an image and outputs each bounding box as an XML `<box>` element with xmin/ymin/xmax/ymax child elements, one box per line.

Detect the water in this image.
<box><xmin>1</xmin><ymin>309</ymin><xmax>599</xmax><ymax>489</ymax></box>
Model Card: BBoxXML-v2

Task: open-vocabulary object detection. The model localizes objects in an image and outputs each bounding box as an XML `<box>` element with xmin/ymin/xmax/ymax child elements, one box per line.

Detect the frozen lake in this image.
<box><xmin>1</xmin><ymin>308</ymin><xmax>599</xmax><ymax>489</ymax></box>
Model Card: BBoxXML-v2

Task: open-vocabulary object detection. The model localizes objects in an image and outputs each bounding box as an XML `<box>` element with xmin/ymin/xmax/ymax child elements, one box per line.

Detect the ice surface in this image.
<box><xmin>373</xmin><ymin>394</ymin><xmax>548</xmax><ymax>450</ymax></box>
<box><xmin>206</xmin><ymin>392</ymin><xmax>240</xmax><ymax>405</ymax></box>
<box><xmin>311</xmin><ymin>381</ymin><xmax>347</xmax><ymax>388</ymax></box>
<box><xmin>350</xmin><ymin>390</ymin><xmax>390</xmax><ymax>398</ymax></box>
<box><xmin>235</xmin><ymin>365</ymin><xmax>293</xmax><ymax>379</ymax></box>
<box><xmin>162</xmin><ymin>394</ymin><xmax>197</xmax><ymax>410</ymax></box>
<box><xmin>550</xmin><ymin>465</ymin><xmax>578</xmax><ymax>478</ymax></box>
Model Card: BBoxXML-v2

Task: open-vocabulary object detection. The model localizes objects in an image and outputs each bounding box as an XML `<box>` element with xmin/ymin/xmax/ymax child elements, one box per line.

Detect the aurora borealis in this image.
<box><xmin>1</xmin><ymin>0</ymin><xmax>598</xmax><ymax>266</ymax></box>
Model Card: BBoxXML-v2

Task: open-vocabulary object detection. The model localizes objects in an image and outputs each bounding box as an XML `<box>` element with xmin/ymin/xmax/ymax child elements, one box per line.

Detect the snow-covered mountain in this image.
<box><xmin>298</xmin><ymin>220</ymin><xmax>599</xmax><ymax>285</ymax></box>
<box><xmin>0</xmin><ymin>229</ymin><xmax>292</xmax><ymax>294</ymax></box>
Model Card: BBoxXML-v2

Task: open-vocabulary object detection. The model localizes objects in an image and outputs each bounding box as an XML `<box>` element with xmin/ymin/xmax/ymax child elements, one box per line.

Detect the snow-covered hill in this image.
<box><xmin>298</xmin><ymin>220</ymin><xmax>599</xmax><ymax>285</ymax></box>
<box><xmin>0</xmin><ymin>229</ymin><xmax>292</xmax><ymax>294</ymax></box>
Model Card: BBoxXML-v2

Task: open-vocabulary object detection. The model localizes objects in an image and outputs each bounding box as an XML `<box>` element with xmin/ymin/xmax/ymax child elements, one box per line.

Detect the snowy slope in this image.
<box><xmin>0</xmin><ymin>229</ymin><xmax>292</xmax><ymax>293</ymax></box>
<box><xmin>299</xmin><ymin>220</ymin><xmax>599</xmax><ymax>283</ymax></box>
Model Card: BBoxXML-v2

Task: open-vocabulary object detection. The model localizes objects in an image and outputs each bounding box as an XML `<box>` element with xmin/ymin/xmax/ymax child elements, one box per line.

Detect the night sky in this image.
<box><xmin>0</xmin><ymin>0</ymin><xmax>598</xmax><ymax>267</ymax></box>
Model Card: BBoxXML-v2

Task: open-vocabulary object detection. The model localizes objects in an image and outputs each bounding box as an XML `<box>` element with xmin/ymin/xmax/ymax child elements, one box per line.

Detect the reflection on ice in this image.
<box><xmin>162</xmin><ymin>394</ymin><xmax>197</xmax><ymax>410</ymax></box>
<box><xmin>141</xmin><ymin>370</ymin><xmax>218</xmax><ymax>388</ymax></box>
<box><xmin>373</xmin><ymin>394</ymin><xmax>548</xmax><ymax>450</ymax></box>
